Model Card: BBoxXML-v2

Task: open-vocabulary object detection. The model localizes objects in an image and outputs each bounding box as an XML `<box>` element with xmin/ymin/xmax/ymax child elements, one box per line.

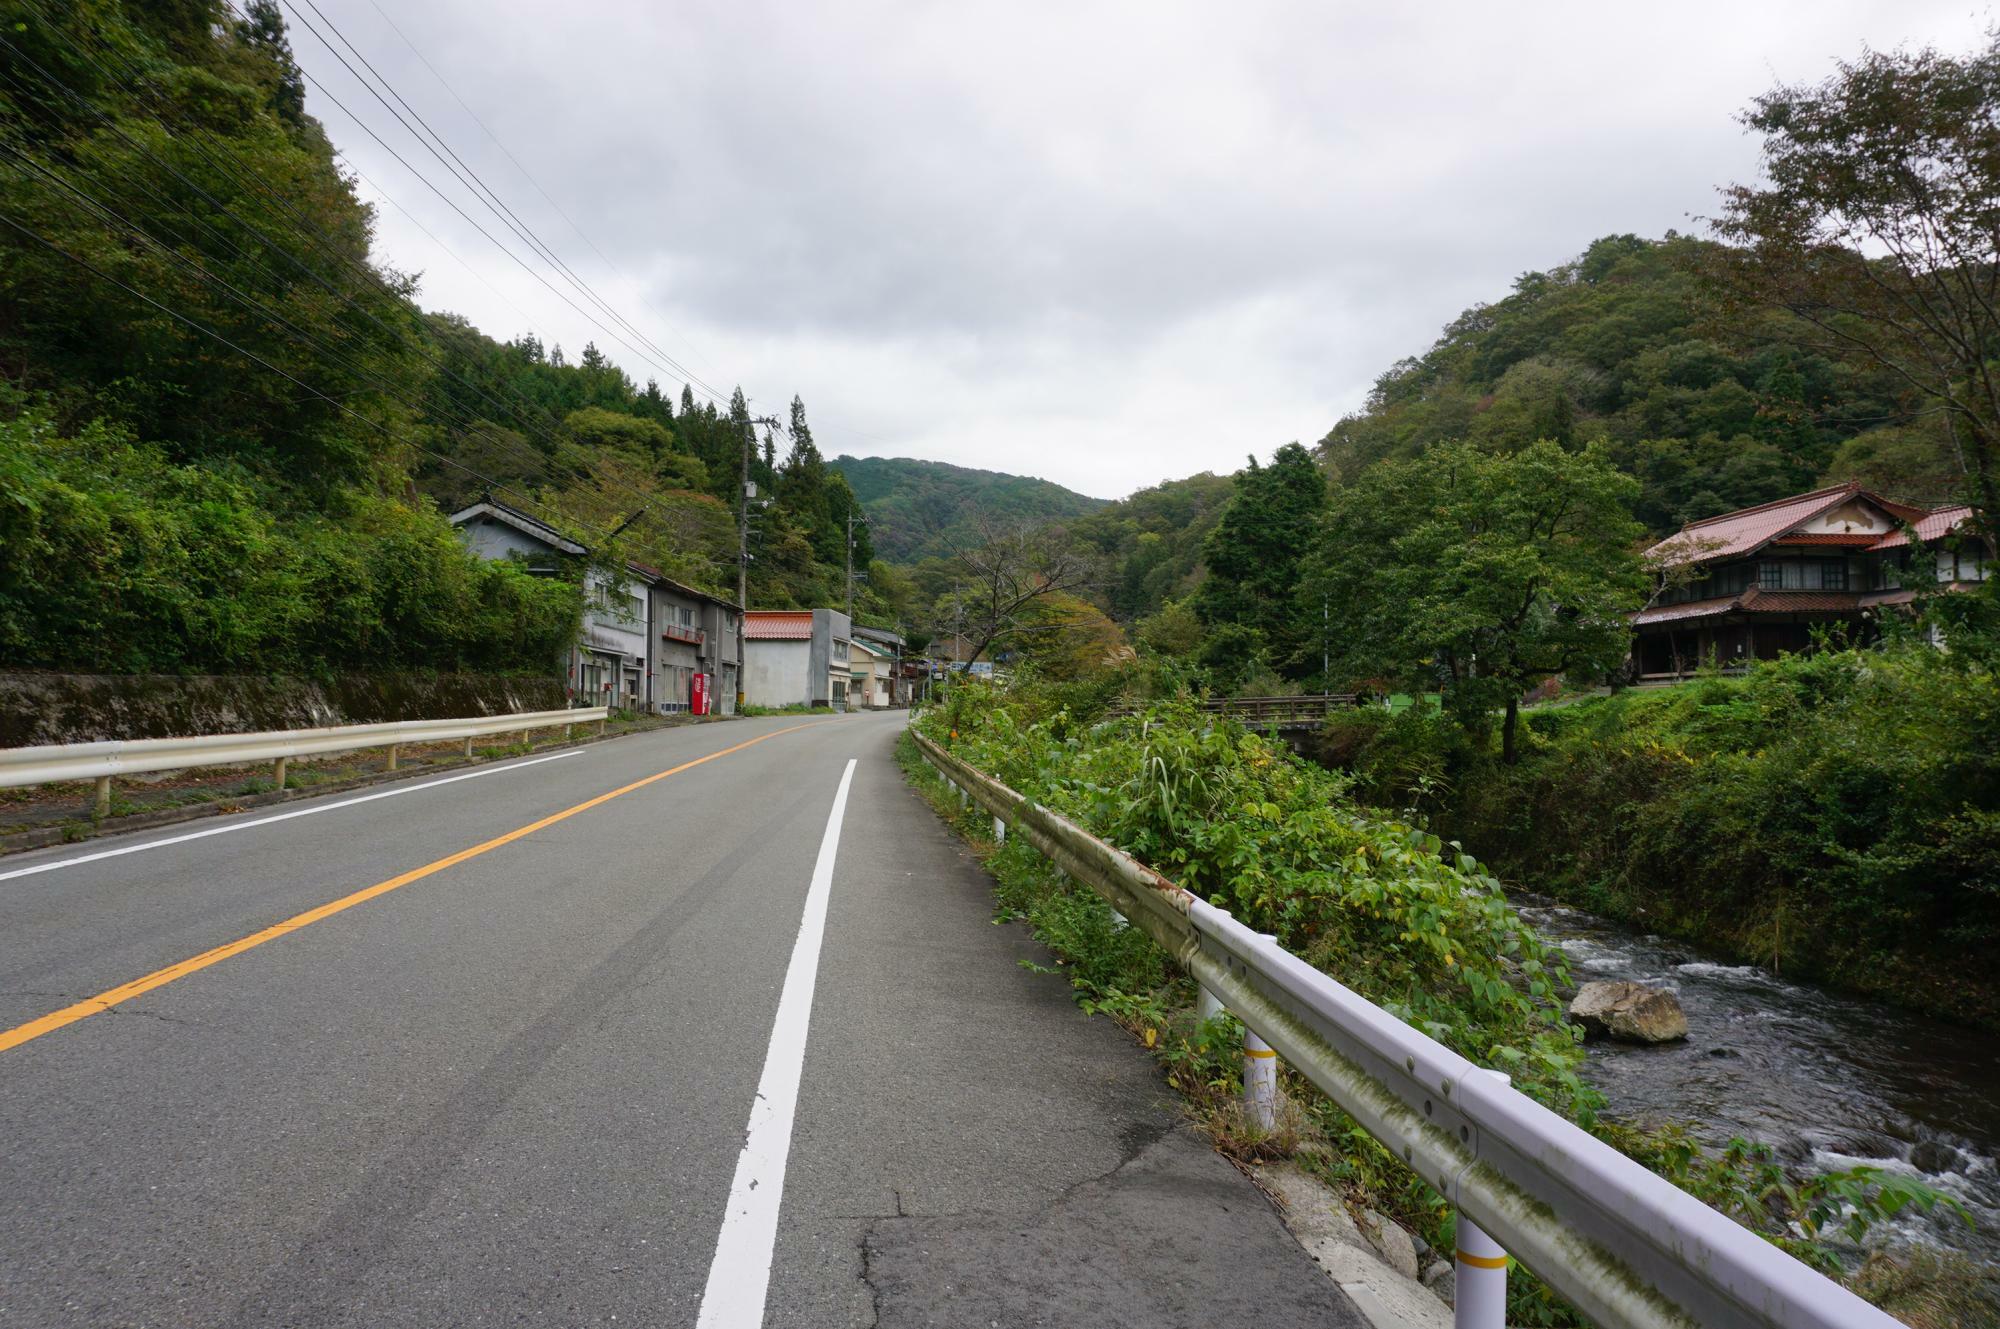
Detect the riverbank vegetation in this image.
<box><xmin>910</xmin><ymin>678</ymin><xmax>1983</xmax><ymax>1325</ymax></box>
<box><xmin>1315</xmin><ymin>643</ymin><xmax>2000</xmax><ymax>1028</ymax></box>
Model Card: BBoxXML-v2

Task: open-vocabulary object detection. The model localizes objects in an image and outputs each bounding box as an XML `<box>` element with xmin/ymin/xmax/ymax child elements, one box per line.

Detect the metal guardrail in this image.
<box><xmin>0</xmin><ymin>708</ymin><xmax>611</xmax><ymax>814</ymax></box>
<box><xmin>912</xmin><ymin>729</ymin><xmax>1899</xmax><ymax>1329</ymax></box>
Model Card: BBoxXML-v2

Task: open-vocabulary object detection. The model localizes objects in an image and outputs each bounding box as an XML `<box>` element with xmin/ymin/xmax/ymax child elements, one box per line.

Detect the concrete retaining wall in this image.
<box><xmin>0</xmin><ymin>673</ymin><xmax>567</xmax><ymax>748</ymax></box>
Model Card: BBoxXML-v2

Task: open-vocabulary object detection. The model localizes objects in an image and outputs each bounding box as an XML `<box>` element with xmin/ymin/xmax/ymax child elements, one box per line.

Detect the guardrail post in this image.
<box><xmin>272</xmin><ymin>757</ymin><xmax>288</xmax><ymax>790</ymax></box>
<box><xmin>564</xmin><ymin>721</ymin><xmax>574</xmax><ymax>741</ymax></box>
<box><xmin>93</xmin><ymin>776</ymin><xmax>111</xmax><ymax>819</ymax></box>
<box><xmin>992</xmin><ymin>815</ymin><xmax>1006</xmax><ymax>843</ymax></box>
<box><xmin>1454</xmin><ymin>1070</ymin><xmax>1511</xmax><ymax>1329</ymax></box>
<box><xmin>1197</xmin><ymin>986</ymin><xmax>1223</xmax><ymax>1023</ymax></box>
<box><xmin>464</xmin><ymin>736</ymin><xmax>475</xmax><ymax>758</ymax></box>
<box><xmin>386</xmin><ymin>743</ymin><xmax>400</xmax><ymax>771</ymax></box>
<box><xmin>1244</xmin><ymin>1027</ymin><xmax>1277</xmax><ymax>1131</ymax></box>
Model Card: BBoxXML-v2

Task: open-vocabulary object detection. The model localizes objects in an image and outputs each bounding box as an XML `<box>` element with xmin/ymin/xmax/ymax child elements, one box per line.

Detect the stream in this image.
<box><xmin>1513</xmin><ymin>896</ymin><xmax>2000</xmax><ymax>1267</ymax></box>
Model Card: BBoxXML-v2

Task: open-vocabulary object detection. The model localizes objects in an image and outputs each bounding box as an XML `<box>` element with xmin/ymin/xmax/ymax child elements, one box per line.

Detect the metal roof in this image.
<box><xmin>1632</xmin><ymin>587</ymin><xmax>1867</xmax><ymax>626</ymax></box>
<box><xmin>1645</xmin><ymin>484</ymin><xmax>1867</xmax><ymax>567</ymax></box>
<box><xmin>1869</xmin><ymin>504</ymin><xmax>1976</xmax><ymax>550</ymax></box>
<box><xmin>1646</xmin><ymin>486</ymin><xmax>1970</xmax><ymax>567</ymax></box>
<box><xmin>1632</xmin><ymin>596</ymin><xmax>1740</xmax><ymax>626</ymax></box>
<box><xmin>448</xmin><ymin>499</ymin><xmax>588</xmax><ymax>556</ymax></box>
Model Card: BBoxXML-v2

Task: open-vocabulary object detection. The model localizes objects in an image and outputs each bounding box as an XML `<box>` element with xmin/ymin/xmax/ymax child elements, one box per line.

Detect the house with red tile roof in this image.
<box><xmin>1633</xmin><ymin>483</ymin><xmax>1989</xmax><ymax>679</ymax></box>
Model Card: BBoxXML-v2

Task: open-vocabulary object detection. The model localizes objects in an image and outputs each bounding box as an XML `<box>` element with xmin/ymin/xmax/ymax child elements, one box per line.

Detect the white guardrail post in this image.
<box><xmin>1455</xmin><ymin>1071</ymin><xmax>1513</xmax><ymax>1329</ymax></box>
<box><xmin>1243</xmin><ymin>1027</ymin><xmax>1277</xmax><ymax>1132</ymax></box>
<box><xmin>908</xmin><ymin>729</ymin><xmax>1907</xmax><ymax>1329</ymax></box>
<box><xmin>0</xmin><ymin>708</ymin><xmax>613</xmax><ymax>795</ymax></box>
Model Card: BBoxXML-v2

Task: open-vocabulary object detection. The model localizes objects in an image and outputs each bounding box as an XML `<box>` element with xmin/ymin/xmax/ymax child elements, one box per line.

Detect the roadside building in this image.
<box><xmin>744</xmin><ymin>609</ymin><xmax>853</xmax><ymax>710</ymax></box>
<box><xmin>852</xmin><ymin>625</ymin><xmax>910</xmax><ymax>706</ymax></box>
<box><xmin>1634</xmin><ymin>484</ymin><xmax>1989</xmax><ymax>679</ymax></box>
<box><xmin>922</xmin><ymin>632</ymin><xmax>979</xmax><ymax>679</ymax></box>
<box><xmin>449</xmin><ymin>498</ymin><xmax>653</xmax><ymax>710</ymax></box>
<box><xmin>643</xmin><ymin>572</ymin><xmax>743</xmax><ymax>715</ymax></box>
<box><xmin>848</xmin><ymin>636</ymin><xmax>893</xmax><ymax>709</ymax></box>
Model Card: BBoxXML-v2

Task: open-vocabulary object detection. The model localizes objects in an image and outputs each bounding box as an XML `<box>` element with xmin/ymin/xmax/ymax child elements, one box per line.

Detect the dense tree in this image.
<box><xmin>1320</xmin><ymin>235</ymin><xmax>1945</xmax><ymax>536</ymax></box>
<box><xmin>1309</xmin><ymin>441</ymin><xmax>1647</xmax><ymax>762</ymax></box>
<box><xmin>0</xmin><ymin>2</ymin><xmax>909</xmax><ymax>675</ymax></box>
<box><xmin>1070</xmin><ymin>472</ymin><xmax>1234</xmax><ymax>621</ymax></box>
<box><xmin>832</xmin><ymin>455</ymin><xmax>1106</xmax><ymax>563</ymax></box>
<box><xmin>1193</xmin><ymin>443</ymin><xmax>1327</xmax><ymax>675</ymax></box>
<box><xmin>1708</xmin><ymin>34</ymin><xmax>2000</xmax><ymax>525</ymax></box>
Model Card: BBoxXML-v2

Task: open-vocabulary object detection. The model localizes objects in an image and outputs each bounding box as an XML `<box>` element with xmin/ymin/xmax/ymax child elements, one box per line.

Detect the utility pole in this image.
<box><xmin>737</xmin><ymin>414</ymin><xmax>750</xmax><ymax>712</ymax></box>
<box><xmin>844</xmin><ymin>507</ymin><xmax>866</xmax><ymax>621</ymax></box>
<box><xmin>736</xmin><ymin>413</ymin><xmax>783</xmax><ymax>712</ymax></box>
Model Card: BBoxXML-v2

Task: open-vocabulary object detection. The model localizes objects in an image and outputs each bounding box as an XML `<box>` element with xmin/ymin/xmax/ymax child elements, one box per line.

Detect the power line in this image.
<box><xmin>0</xmin><ymin>207</ymin><xmax>600</xmax><ymax>546</ymax></box>
<box><xmin>0</xmin><ymin>19</ymin><xmax>581</xmax><ymax>449</ymax></box>
<box><xmin>357</xmin><ymin>0</ymin><xmax>727</xmax><ymax>389</ymax></box>
<box><xmin>283</xmin><ymin>0</ymin><xmax>731</xmax><ymax>407</ymax></box>
<box><xmin>1</xmin><ymin>14</ymin><xmax>722</xmax><ymax>548</ymax></box>
<box><xmin>267</xmin><ymin>0</ymin><xmax>725</xmax><ymax>410</ymax></box>
<box><xmin>272</xmin><ymin>0</ymin><xmax>888</xmax><ymax>461</ymax></box>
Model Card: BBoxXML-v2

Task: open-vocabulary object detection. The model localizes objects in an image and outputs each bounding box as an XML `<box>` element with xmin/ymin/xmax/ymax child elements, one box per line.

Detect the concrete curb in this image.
<box><xmin>1254</xmin><ymin>1161</ymin><xmax>1455</xmax><ymax>1329</ymax></box>
<box><xmin>0</xmin><ymin>714</ymin><xmax>740</xmax><ymax>859</ymax></box>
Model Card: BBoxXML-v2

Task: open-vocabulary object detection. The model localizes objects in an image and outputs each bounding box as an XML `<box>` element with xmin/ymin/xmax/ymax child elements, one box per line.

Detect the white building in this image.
<box><xmin>743</xmin><ymin>609</ymin><xmax>852</xmax><ymax>710</ymax></box>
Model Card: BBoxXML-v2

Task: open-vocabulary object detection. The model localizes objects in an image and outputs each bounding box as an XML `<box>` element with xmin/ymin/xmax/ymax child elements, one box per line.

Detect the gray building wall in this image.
<box><xmin>701</xmin><ymin>602</ymin><xmax>740</xmax><ymax>715</ymax></box>
<box><xmin>647</xmin><ymin>583</ymin><xmax>744</xmax><ymax>714</ymax></box>
<box><xmin>808</xmin><ymin>609</ymin><xmax>852</xmax><ymax>709</ymax></box>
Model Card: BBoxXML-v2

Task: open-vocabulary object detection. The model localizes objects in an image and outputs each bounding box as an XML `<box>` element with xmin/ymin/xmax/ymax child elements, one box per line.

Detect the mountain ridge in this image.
<box><xmin>831</xmin><ymin>454</ymin><xmax>1109</xmax><ymax>563</ymax></box>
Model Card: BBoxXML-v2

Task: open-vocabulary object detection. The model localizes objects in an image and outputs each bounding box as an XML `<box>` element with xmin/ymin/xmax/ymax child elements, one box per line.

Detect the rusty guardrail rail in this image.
<box><xmin>912</xmin><ymin>727</ymin><xmax>1899</xmax><ymax>1329</ymax></box>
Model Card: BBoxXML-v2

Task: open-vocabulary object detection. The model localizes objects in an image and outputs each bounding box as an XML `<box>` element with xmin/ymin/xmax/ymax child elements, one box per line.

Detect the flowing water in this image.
<box><xmin>1514</xmin><ymin>897</ymin><xmax>2000</xmax><ymax>1267</ymax></box>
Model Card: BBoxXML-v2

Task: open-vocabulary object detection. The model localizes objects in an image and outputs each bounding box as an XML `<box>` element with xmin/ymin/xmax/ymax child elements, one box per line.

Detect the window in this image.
<box><xmin>1758</xmin><ymin>562</ymin><xmax>1782</xmax><ymax>590</ymax></box>
<box><xmin>1819</xmin><ymin>562</ymin><xmax>1848</xmax><ymax>590</ymax></box>
<box><xmin>833</xmin><ymin>639</ymin><xmax>850</xmax><ymax>662</ymax></box>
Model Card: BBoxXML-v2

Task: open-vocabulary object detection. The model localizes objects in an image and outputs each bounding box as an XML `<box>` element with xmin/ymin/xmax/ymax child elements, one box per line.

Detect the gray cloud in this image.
<box><xmin>304</xmin><ymin>0</ymin><xmax>1992</xmax><ymax>497</ymax></box>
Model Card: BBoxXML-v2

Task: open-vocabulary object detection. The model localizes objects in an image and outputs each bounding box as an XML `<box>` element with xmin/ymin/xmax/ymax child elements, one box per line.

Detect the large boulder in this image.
<box><xmin>1569</xmin><ymin>980</ymin><xmax>1689</xmax><ymax>1043</ymax></box>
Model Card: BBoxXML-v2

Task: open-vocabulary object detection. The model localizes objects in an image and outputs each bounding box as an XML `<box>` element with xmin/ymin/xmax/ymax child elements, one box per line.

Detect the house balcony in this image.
<box><xmin>662</xmin><ymin>625</ymin><xmax>704</xmax><ymax>646</ymax></box>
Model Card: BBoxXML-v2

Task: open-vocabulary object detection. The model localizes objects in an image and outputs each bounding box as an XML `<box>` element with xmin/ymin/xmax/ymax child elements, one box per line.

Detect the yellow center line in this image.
<box><xmin>0</xmin><ymin>721</ymin><xmax>826</xmax><ymax>1056</ymax></box>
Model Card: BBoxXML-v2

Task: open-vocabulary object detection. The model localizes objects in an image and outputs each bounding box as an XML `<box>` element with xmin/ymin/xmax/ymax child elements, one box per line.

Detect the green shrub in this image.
<box><xmin>0</xmin><ymin>407</ymin><xmax>579</xmax><ymax>675</ymax></box>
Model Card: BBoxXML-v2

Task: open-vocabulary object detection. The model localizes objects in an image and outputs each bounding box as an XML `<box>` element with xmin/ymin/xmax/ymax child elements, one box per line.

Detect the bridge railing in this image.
<box><xmin>1204</xmin><ymin>693</ymin><xmax>1356</xmax><ymax>725</ymax></box>
<box><xmin>912</xmin><ymin>727</ymin><xmax>1898</xmax><ymax>1329</ymax></box>
<box><xmin>1106</xmin><ymin>694</ymin><xmax>1358</xmax><ymax>727</ymax></box>
<box><xmin>0</xmin><ymin>708</ymin><xmax>611</xmax><ymax>816</ymax></box>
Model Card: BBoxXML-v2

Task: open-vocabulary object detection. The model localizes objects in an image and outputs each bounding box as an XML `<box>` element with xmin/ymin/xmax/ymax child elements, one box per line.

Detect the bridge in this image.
<box><xmin>1110</xmin><ymin>693</ymin><xmax>1359</xmax><ymax>730</ymax></box>
<box><xmin>1204</xmin><ymin>692</ymin><xmax>1358</xmax><ymax>729</ymax></box>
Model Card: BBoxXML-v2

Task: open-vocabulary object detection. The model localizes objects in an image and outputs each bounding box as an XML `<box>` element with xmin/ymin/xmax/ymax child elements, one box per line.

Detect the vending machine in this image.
<box><xmin>690</xmin><ymin>671</ymin><xmax>710</xmax><ymax>716</ymax></box>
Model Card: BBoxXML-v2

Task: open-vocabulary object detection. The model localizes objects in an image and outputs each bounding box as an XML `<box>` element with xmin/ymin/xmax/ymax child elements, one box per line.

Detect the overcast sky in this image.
<box><xmin>296</xmin><ymin>0</ymin><xmax>1991</xmax><ymax>499</ymax></box>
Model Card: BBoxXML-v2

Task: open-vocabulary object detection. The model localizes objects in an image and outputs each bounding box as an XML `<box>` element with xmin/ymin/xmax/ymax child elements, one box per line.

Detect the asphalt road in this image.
<box><xmin>0</xmin><ymin>712</ymin><xmax>1361</xmax><ymax>1328</ymax></box>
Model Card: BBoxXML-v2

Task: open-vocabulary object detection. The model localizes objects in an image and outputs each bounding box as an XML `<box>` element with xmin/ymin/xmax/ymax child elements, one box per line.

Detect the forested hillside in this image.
<box><xmin>0</xmin><ymin>1</ymin><xmax>898</xmax><ymax>676</ymax></box>
<box><xmin>1321</xmin><ymin>233</ymin><xmax>1959</xmax><ymax>534</ymax></box>
<box><xmin>831</xmin><ymin>455</ymin><xmax>1105</xmax><ymax>562</ymax></box>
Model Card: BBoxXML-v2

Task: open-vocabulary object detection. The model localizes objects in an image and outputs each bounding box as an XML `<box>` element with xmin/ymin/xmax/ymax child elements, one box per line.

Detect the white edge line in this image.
<box><xmin>695</xmin><ymin>757</ymin><xmax>857</xmax><ymax>1329</ymax></box>
<box><xmin>0</xmin><ymin>749</ymin><xmax>587</xmax><ymax>884</ymax></box>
